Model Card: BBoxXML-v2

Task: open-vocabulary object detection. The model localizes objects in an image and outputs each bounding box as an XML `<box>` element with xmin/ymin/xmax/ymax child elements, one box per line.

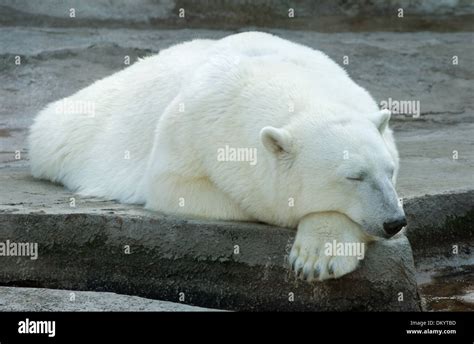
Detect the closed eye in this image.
<box><xmin>346</xmin><ymin>175</ymin><xmax>365</xmax><ymax>181</ymax></box>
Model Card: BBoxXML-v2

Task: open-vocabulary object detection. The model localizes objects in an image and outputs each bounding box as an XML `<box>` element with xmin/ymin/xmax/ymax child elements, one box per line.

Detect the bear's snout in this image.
<box><xmin>383</xmin><ymin>217</ymin><xmax>407</xmax><ymax>236</ymax></box>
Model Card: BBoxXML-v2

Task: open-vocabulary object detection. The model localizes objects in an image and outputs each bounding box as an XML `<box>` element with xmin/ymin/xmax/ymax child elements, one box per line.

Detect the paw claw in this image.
<box><xmin>289</xmin><ymin>251</ymin><xmax>299</xmax><ymax>272</ymax></box>
<box><xmin>328</xmin><ymin>263</ymin><xmax>334</xmax><ymax>276</ymax></box>
<box><xmin>302</xmin><ymin>260</ymin><xmax>315</xmax><ymax>281</ymax></box>
<box><xmin>294</xmin><ymin>257</ymin><xmax>305</xmax><ymax>274</ymax></box>
<box><xmin>313</xmin><ymin>264</ymin><xmax>321</xmax><ymax>280</ymax></box>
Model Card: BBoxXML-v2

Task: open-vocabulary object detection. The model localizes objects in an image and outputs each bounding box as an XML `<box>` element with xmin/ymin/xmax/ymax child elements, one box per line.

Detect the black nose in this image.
<box><xmin>383</xmin><ymin>217</ymin><xmax>407</xmax><ymax>236</ymax></box>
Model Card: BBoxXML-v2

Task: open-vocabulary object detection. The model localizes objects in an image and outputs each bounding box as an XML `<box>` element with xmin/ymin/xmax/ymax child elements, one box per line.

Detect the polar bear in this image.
<box><xmin>29</xmin><ymin>32</ymin><xmax>406</xmax><ymax>281</ymax></box>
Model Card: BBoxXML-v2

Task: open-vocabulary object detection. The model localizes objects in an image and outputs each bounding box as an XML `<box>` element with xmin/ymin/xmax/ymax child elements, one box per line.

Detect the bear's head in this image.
<box><xmin>260</xmin><ymin>109</ymin><xmax>406</xmax><ymax>238</ymax></box>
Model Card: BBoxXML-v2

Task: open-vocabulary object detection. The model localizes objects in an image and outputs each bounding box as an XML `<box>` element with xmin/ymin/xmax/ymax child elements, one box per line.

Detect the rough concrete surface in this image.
<box><xmin>0</xmin><ymin>4</ymin><xmax>473</xmax><ymax>312</ymax></box>
<box><xmin>404</xmin><ymin>191</ymin><xmax>474</xmax><ymax>250</ymax></box>
<box><xmin>0</xmin><ymin>286</ymin><xmax>217</xmax><ymax>311</ymax></box>
<box><xmin>0</xmin><ymin>197</ymin><xmax>421</xmax><ymax>311</ymax></box>
<box><xmin>1</xmin><ymin>0</ymin><xmax>473</xmax><ymax>31</ymax></box>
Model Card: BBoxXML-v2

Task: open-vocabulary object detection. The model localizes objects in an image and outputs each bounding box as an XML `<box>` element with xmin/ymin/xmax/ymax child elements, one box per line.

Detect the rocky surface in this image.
<box><xmin>0</xmin><ymin>286</ymin><xmax>217</xmax><ymax>311</ymax></box>
<box><xmin>0</xmin><ymin>189</ymin><xmax>422</xmax><ymax>311</ymax></box>
<box><xmin>1</xmin><ymin>0</ymin><xmax>473</xmax><ymax>30</ymax></box>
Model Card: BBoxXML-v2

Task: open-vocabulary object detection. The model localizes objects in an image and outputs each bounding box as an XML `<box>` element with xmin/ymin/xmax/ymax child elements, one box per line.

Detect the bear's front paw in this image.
<box><xmin>289</xmin><ymin>242</ymin><xmax>361</xmax><ymax>282</ymax></box>
<box><xmin>288</xmin><ymin>212</ymin><xmax>369</xmax><ymax>282</ymax></box>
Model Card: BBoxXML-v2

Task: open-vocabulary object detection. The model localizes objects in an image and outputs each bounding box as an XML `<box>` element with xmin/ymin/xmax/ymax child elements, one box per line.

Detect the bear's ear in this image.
<box><xmin>260</xmin><ymin>127</ymin><xmax>293</xmax><ymax>155</ymax></box>
<box><xmin>373</xmin><ymin>109</ymin><xmax>391</xmax><ymax>133</ymax></box>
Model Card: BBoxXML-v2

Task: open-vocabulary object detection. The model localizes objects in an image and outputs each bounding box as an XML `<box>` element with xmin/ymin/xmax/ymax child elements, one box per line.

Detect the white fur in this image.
<box><xmin>29</xmin><ymin>32</ymin><xmax>404</xmax><ymax>281</ymax></box>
